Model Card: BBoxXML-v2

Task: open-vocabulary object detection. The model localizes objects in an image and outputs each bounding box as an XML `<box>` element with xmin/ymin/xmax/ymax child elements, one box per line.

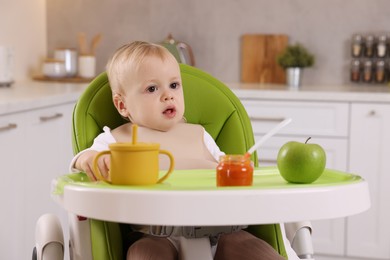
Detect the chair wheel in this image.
<box><xmin>32</xmin><ymin>247</ymin><xmax>37</xmax><ymax>260</ymax></box>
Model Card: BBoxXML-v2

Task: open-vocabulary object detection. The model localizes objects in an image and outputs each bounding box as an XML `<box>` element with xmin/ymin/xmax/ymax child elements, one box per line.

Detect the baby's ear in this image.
<box><xmin>113</xmin><ymin>93</ymin><xmax>130</xmax><ymax>118</ymax></box>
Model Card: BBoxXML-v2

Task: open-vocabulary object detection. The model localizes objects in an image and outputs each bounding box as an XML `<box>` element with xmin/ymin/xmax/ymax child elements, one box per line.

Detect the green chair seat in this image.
<box><xmin>71</xmin><ymin>64</ymin><xmax>287</xmax><ymax>259</ymax></box>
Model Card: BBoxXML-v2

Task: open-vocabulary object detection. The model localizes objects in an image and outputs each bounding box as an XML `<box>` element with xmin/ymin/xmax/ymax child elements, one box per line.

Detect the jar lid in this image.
<box><xmin>351</xmin><ymin>59</ymin><xmax>361</xmax><ymax>66</ymax></box>
<box><xmin>364</xmin><ymin>60</ymin><xmax>373</xmax><ymax>66</ymax></box>
<box><xmin>378</xmin><ymin>35</ymin><xmax>387</xmax><ymax>42</ymax></box>
<box><xmin>365</xmin><ymin>35</ymin><xmax>375</xmax><ymax>42</ymax></box>
<box><xmin>376</xmin><ymin>60</ymin><xmax>385</xmax><ymax>66</ymax></box>
<box><xmin>352</xmin><ymin>34</ymin><xmax>363</xmax><ymax>42</ymax></box>
<box><xmin>219</xmin><ymin>154</ymin><xmax>250</xmax><ymax>163</ymax></box>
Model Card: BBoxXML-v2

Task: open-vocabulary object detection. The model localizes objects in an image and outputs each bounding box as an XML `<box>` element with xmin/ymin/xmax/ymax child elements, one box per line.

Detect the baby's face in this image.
<box><xmin>122</xmin><ymin>54</ymin><xmax>184</xmax><ymax>131</ymax></box>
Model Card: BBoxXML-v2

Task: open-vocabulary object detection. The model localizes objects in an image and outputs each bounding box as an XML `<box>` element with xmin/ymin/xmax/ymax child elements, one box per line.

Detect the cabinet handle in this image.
<box><xmin>368</xmin><ymin>110</ymin><xmax>376</xmax><ymax>116</ymax></box>
<box><xmin>0</xmin><ymin>123</ymin><xmax>17</xmax><ymax>132</ymax></box>
<box><xmin>39</xmin><ymin>113</ymin><xmax>63</xmax><ymax>122</ymax></box>
<box><xmin>249</xmin><ymin>116</ymin><xmax>286</xmax><ymax>122</ymax></box>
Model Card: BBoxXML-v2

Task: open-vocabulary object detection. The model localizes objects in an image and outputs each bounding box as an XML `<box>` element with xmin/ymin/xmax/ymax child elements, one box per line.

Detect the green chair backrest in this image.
<box><xmin>72</xmin><ymin>64</ymin><xmax>287</xmax><ymax>259</ymax></box>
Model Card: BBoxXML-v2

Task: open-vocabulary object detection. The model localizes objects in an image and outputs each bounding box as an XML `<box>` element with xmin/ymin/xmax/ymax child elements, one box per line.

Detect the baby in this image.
<box><xmin>71</xmin><ymin>41</ymin><xmax>287</xmax><ymax>260</ymax></box>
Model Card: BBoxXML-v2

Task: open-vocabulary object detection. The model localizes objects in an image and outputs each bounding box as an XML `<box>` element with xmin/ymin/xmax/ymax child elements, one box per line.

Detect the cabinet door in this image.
<box><xmin>255</xmin><ymin>135</ymin><xmax>348</xmax><ymax>255</ymax></box>
<box><xmin>21</xmin><ymin>103</ymin><xmax>74</xmax><ymax>259</ymax></box>
<box><xmin>0</xmin><ymin>113</ymin><xmax>28</xmax><ymax>260</ymax></box>
<box><xmin>347</xmin><ymin>104</ymin><xmax>390</xmax><ymax>259</ymax></box>
<box><xmin>242</xmin><ymin>100</ymin><xmax>349</xmax><ymax>137</ymax></box>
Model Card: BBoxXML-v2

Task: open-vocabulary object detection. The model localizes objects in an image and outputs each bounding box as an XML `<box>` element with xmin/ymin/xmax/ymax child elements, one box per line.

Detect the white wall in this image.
<box><xmin>0</xmin><ymin>0</ymin><xmax>47</xmax><ymax>81</ymax></box>
<box><xmin>46</xmin><ymin>0</ymin><xmax>390</xmax><ymax>86</ymax></box>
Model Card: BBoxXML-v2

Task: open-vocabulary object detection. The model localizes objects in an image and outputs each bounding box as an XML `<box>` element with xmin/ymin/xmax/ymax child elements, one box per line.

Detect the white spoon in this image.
<box><xmin>245</xmin><ymin>118</ymin><xmax>292</xmax><ymax>157</ymax></box>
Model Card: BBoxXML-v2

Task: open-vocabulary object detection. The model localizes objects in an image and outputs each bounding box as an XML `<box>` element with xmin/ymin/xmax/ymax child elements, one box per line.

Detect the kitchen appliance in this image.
<box><xmin>0</xmin><ymin>46</ymin><xmax>13</xmax><ymax>86</ymax></box>
<box><xmin>160</xmin><ymin>34</ymin><xmax>195</xmax><ymax>66</ymax></box>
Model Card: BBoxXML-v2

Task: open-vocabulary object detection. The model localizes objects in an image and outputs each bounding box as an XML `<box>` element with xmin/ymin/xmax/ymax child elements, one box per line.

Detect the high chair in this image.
<box><xmin>34</xmin><ymin>64</ymin><xmax>315</xmax><ymax>260</ymax></box>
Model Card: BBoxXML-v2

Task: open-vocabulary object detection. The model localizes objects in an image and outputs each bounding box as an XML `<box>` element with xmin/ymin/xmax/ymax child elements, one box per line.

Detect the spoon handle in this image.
<box><xmin>247</xmin><ymin>118</ymin><xmax>292</xmax><ymax>155</ymax></box>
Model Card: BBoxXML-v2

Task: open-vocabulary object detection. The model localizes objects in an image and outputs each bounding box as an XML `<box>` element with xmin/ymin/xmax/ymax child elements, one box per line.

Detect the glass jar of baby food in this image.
<box><xmin>216</xmin><ymin>154</ymin><xmax>254</xmax><ymax>187</ymax></box>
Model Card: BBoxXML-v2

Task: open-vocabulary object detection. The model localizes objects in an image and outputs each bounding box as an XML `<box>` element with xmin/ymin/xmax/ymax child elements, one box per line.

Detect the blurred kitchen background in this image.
<box><xmin>2</xmin><ymin>0</ymin><xmax>390</xmax><ymax>85</ymax></box>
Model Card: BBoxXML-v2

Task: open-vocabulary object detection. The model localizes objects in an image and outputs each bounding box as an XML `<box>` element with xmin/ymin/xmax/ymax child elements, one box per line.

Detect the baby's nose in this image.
<box><xmin>163</xmin><ymin>91</ymin><xmax>174</xmax><ymax>101</ymax></box>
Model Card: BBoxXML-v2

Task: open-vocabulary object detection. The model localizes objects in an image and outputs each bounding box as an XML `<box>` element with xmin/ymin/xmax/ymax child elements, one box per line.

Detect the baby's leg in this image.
<box><xmin>214</xmin><ymin>230</ymin><xmax>285</xmax><ymax>260</ymax></box>
<box><xmin>127</xmin><ymin>235</ymin><xmax>178</xmax><ymax>260</ymax></box>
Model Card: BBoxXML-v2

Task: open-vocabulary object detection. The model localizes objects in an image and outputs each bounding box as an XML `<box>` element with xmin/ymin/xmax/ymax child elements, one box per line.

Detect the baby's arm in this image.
<box><xmin>74</xmin><ymin>150</ymin><xmax>110</xmax><ymax>181</ymax></box>
<box><xmin>70</xmin><ymin>126</ymin><xmax>116</xmax><ymax>181</ymax></box>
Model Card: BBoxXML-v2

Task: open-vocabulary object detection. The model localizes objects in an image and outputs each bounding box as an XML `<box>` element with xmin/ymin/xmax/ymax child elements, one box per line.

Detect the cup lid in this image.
<box><xmin>109</xmin><ymin>142</ymin><xmax>160</xmax><ymax>151</ymax></box>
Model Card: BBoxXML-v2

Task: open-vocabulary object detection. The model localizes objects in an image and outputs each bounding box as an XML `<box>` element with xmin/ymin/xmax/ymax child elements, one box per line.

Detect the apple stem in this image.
<box><xmin>305</xmin><ymin>137</ymin><xmax>312</xmax><ymax>144</ymax></box>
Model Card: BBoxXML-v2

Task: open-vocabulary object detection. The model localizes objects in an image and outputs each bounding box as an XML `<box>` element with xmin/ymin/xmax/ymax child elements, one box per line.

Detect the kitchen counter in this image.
<box><xmin>0</xmin><ymin>81</ymin><xmax>88</xmax><ymax>115</ymax></box>
<box><xmin>227</xmin><ymin>82</ymin><xmax>390</xmax><ymax>103</ymax></box>
<box><xmin>2</xmin><ymin>81</ymin><xmax>390</xmax><ymax>115</ymax></box>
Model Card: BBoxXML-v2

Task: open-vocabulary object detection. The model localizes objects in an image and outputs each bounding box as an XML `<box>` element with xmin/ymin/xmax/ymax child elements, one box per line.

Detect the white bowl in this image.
<box><xmin>42</xmin><ymin>59</ymin><xmax>66</xmax><ymax>78</ymax></box>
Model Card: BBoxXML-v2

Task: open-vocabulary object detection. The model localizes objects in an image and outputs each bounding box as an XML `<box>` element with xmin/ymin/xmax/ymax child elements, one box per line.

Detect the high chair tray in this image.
<box><xmin>53</xmin><ymin>167</ymin><xmax>370</xmax><ymax>226</ymax></box>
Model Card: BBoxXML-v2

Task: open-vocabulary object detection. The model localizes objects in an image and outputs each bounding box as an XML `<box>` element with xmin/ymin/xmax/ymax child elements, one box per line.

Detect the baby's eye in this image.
<box><xmin>170</xmin><ymin>82</ymin><xmax>180</xmax><ymax>89</ymax></box>
<box><xmin>146</xmin><ymin>86</ymin><xmax>157</xmax><ymax>93</ymax></box>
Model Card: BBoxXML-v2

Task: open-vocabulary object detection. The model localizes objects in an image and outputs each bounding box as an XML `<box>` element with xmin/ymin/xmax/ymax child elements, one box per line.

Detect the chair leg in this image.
<box><xmin>68</xmin><ymin>213</ymin><xmax>93</xmax><ymax>260</ymax></box>
<box><xmin>291</xmin><ymin>227</ymin><xmax>314</xmax><ymax>260</ymax></box>
<box><xmin>285</xmin><ymin>222</ymin><xmax>314</xmax><ymax>260</ymax></box>
<box><xmin>179</xmin><ymin>237</ymin><xmax>213</xmax><ymax>260</ymax></box>
<box><xmin>34</xmin><ymin>214</ymin><xmax>64</xmax><ymax>260</ymax></box>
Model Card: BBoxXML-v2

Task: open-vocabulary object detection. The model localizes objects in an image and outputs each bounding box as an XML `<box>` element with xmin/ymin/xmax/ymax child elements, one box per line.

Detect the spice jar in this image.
<box><xmin>375</xmin><ymin>60</ymin><xmax>386</xmax><ymax>83</ymax></box>
<box><xmin>216</xmin><ymin>155</ymin><xmax>253</xmax><ymax>187</ymax></box>
<box><xmin>363</xmin><ymin>60</ymin><xmax>373</xmax><ymax>83</ymax></box>
<box><xmin>376</xmin><ymin>35</ymin><xmax>387</xmax><ymax>58</ymax></box>
<box><xmin>350</xmin><ymin>59</ymin><xmax>361</xmax><ymax>82</ymax></box>
<box><xmin>364</xmin><ymin>35</ymin><xmax>375</xmax><ymax>58</ymax></box>
<box><xmin>387</xmin><ymin>61</ymin><xmax>390</xmax><ymax>82</ymax></box>
<box><xmin>351</xmin><ymin>34</ymin><xmax>363</xmax><ymax>57</ymax></box>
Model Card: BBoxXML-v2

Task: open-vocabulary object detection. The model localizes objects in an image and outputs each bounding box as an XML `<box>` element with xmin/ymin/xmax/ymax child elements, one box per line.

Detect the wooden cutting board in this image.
<box><xmin>241</xmin><ymin>34</ymin><xmax>288</xmax><ymax>84</ymax></box>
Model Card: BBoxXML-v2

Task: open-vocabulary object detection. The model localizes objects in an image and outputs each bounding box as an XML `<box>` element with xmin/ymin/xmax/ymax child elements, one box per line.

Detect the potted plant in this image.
<box><xmin>277</xmin><ymin>43</ymin><xmax>315</xmax><ymax>87</ymax></box>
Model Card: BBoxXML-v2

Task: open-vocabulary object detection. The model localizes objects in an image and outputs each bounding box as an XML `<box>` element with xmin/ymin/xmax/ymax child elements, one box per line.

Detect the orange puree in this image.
<box><xmin>216</xmin><ymin>155</ymin><xmax>254</xmax><ymax>187</ymax></box>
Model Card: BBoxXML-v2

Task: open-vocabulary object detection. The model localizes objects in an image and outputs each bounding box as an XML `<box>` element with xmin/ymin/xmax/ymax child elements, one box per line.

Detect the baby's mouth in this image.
<box><xmin>163</xmin><ymin>107</ymin><xmax>177</xmax><ymax>118</ymax></box>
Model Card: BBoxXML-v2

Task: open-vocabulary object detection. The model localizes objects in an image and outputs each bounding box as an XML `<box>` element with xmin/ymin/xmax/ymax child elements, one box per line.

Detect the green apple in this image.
<box><xmin>277</xmin><ymin>137</ymin><xmax>326</xmax><ymax>183</ymax></box>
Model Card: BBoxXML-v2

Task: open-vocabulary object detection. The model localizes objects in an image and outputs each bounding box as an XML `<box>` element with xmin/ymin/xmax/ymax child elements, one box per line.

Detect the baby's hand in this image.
<box><xmin>75</xmin><ymin>150</ymin><xmax>110</xmax><ymax>181</ymax></box>
<box><xmin>94</xmin><ymin>154</ymin><xmax>110</xmax><ymax>180</ymax></box>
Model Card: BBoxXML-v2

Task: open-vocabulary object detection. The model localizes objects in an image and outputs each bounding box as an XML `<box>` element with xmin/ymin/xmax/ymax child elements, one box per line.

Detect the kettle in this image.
<box><xmin>0</xmin><ymin>46</ymin><xmax>13</xmax><ymax>86</ymax></box>
<box><xmin>160</xmin><ymin>34</ymin><xmax>195</xmax><ymax>66</ymax></box>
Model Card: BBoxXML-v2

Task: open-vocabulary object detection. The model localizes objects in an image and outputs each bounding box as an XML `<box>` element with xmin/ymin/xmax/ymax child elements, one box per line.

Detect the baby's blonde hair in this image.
<box><xmin>106</xmin><ymin>41</ymin><xmax>175</xmax><ymax>93</ymax></box>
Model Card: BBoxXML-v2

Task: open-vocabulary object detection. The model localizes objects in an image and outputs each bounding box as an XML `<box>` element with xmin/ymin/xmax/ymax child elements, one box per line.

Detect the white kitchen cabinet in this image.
<box><xmin>242</xmin><ymin>100</ymin><xmax>349</xmax><ymax>137</ymax></box>
<box><xmin>347</xmin><ymin>103</ymin><xmax>390</xmax><ymax>259</ymax></box>
<box><xmin>239</xmin><ymin>93</ymin><xmax>390</xmax><ymax>260</ymax></box>
<box><xmin>0</xmin><ymin>112</ymin><xmax>28</xmax><ymax>260</ymax></box>
<box><xmin>0</xmin><ymin>103</ymin><xmax>75</xmax><ymax>260</ymax></box>
<box><xmin>241</xmin><ymin>99</ymin><xmax>349</xmax><ymax>256</ymax></box>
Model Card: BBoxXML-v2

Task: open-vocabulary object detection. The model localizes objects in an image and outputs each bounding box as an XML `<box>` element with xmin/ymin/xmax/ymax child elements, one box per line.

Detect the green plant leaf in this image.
<box><xmin>276</xmin><ymin>44</ymin><xmax>315</xmax><ymax>69</ymax></box>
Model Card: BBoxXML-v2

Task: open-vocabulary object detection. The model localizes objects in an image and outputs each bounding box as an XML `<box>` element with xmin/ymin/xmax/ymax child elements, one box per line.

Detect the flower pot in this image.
<box><xmin>286</xmin><ymin>67</ymin><xmax>302</xmax><ymax>88</ymax></box>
